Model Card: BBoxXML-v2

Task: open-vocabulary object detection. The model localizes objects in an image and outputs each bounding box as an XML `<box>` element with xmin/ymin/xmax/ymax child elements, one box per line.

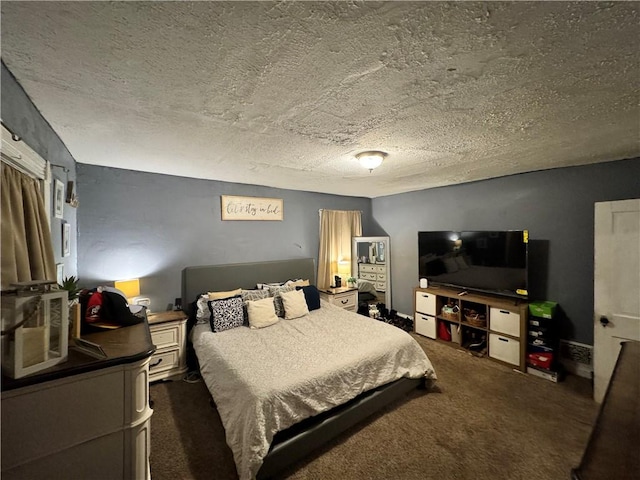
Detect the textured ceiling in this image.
<box><xmin>1</xmin><ymin>1</ymin><xmax>638</xmax><ymax>197</ymax></box>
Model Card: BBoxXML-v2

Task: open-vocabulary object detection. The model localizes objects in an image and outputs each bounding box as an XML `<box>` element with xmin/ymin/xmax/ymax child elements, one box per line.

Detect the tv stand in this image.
<box><xmin>413</xmin><ymin>286</ymin><xmax>527</xmax><ymax>371</ymax></box>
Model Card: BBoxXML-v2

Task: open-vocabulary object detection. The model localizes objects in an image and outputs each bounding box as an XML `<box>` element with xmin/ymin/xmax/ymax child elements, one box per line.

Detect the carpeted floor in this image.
<box><xmin>149</xmin><ymin>334</ymin><xmax>597</xmax><ymax>480</ymax></box>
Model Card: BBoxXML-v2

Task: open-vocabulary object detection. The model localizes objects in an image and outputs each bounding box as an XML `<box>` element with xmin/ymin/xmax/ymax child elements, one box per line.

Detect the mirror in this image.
<box><xmin>352</xmin><ymin>236</ymin><xmax>391</xmax><ymax>310</ymax></box>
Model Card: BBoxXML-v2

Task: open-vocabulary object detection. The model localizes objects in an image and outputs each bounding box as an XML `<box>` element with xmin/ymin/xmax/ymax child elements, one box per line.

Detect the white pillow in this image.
<box><xmin>256</xmin><ymin>282</ymin><xmax>283</xmax><ymax>290</ymax></box>
<box><xmin>285</xmin><ymin>278</ymin><xmax>310</xmax><ymax>287</ymax></box>
<box><xmin>196</xmin><ymin>294</ymin><xmax>211</xmax><ymax>323</ymax></box>
<box><xmin>281</xmin><ymin>289</ymin><xmax>309</xmax><ymax>320</ymax></box>
<box><xmin>208</xmin><ymin>288</ymin><xmax>242</xmax><ymax>300</ymax></box>
<box><xmin>247</xmin><ymin>297</ymin><xmax>280</xmax><ymax>329</ymax></box>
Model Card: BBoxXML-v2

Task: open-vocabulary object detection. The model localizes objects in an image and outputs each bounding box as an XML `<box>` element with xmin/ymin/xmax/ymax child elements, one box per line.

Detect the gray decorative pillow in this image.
<box><xmin>240</xmin><ymin>289</ymin><xmax>271</xmax><ymax>325</ymax></box>
<box><xmin>241</xmin><ymin>289</ymin><xmax>271</xmax><ymax>303</ymax></box>
<box><xmin>268</xmin><ymin>285</ymin><xmax>295</xmax><ymax>317</ymax></box>
<box><xmin>208</xmin><ymin>295</ymin><xmax>244</xmax><ymax>332</ymax></box>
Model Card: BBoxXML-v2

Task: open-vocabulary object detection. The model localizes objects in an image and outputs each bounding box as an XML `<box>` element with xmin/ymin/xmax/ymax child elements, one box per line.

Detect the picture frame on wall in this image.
<box><xmin>54</xmin><ymin>179</ymin><xmax>64</xmax><ymax>219</ymax></box>
<box><xmin>62</xmin><ymin>221</ymin><xmax>70</xmax><ymax>257</ymax></box>
<box><xmin>56</xmin><ymin>263</ymin><xmax>64</xmax><ymax>285</ymax></box>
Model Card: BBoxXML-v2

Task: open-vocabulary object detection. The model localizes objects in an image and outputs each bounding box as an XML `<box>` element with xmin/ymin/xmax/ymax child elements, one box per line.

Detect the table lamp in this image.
<box><xmin>114</xmin><ymin>278</ymin><xmax>140</xmax><ymax>304</ymax></box>
<box><xmin>337</xmin><ymin>259</ymin><xmax>351</xmax><ymax>286</ymax></box>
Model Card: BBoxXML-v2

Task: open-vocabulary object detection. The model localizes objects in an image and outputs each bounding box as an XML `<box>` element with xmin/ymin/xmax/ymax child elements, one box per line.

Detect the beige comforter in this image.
<box><xmin>192</xmin><ymin>300</ymin><xmax>437</xmax><ymax>480</ymax></box>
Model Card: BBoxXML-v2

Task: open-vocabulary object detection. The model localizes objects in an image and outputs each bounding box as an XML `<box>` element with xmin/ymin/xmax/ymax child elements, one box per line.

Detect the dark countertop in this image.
<box><xmin>1</xmin><ymin>320</ymin><xmax>155</xmax><ymax>392</ymax></box>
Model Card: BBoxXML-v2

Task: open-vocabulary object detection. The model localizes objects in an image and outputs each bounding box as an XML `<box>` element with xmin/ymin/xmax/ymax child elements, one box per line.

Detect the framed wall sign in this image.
<box><xmin>221</xmin><ymin>195</ymin><xmax>283</xmax><ymax>221</ymax></box>
<box><xmin>56</xmin><ymin>263</ymin><xmax>64</xmax><ymax>285</ymax></box>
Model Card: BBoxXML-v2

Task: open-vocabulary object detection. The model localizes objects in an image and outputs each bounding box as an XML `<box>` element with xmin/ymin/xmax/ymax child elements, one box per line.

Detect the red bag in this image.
<box><xmin>438</xmin><ymin>321</ymin><xmax>452</xmax><ymax>341</ymax></box>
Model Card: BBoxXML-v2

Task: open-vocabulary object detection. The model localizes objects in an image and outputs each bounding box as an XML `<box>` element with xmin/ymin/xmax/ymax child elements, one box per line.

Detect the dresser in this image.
<box><xmin>1</xmin><ymin>322</ymin><xmax>155</xmax><ymax>480</ymax></box>
<box><xmin>358</xmin><ymin>263</ymin><xmax>386</xmax><ymax>292</ymax></box>
<box><xmin>147</xmin><ymin>310</ymin><xmax>188</xmax><ymax>383</ymax></box>
<box><xmin>319</xmin><ymin>287</ymin><xmax>358</xmax><ymax>312</ymax></box>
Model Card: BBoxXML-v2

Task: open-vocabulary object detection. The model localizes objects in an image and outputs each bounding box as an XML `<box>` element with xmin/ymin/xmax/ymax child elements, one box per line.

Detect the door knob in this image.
<box><xmin>599</xmin><ymin>316</ymin><xmax>610</xmax><ymax>327</ymax></box>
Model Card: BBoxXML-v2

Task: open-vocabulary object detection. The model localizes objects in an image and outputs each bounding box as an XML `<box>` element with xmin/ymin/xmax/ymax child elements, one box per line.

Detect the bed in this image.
<box><xmin>182</xmin><ymin>258</ymin><xmax>437</xmax><ymax>480</ymax></box>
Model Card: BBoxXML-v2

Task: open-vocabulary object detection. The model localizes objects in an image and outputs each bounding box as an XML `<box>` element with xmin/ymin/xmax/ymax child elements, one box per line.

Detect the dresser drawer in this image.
<box><xmin>415</xmin><ymin>313</ymin><xmax>436</xmax><ymax>339</ymax></box>
<box><xmin>489</xmin><ymin>334</ymin><xmax>520</xmax><ymax>366</ymax></box>
<box><xmin>490</xmin><ymin>307</ymin><xmax>520</xmax><ymax>337</ymax></box>
<box><xmin>360</xmin><ymin>272</ymin><xmax>377</xmax><ymax>281</ymax></box>
<box><xmin>149</xmin><ymin>349</ymin><xmax>180</xmax><ymax>375</ymax></box>
<box><xmin>359</xmin><ymin>264</ymin><xmax>376</xmax><ymax>273</ymax></box>
<box><xmin>150</xmin><ymin>323</ymin><xmax>180</xmax><ymax>350</ymax></box>
<box><xmin>375</xmin><ymin>282</ymin><xmax>386</xmax><ymax>291</ymax></box>
<box><xmin>376</xmin><ymin>273</ymin><xmax>386</xmax><ymax>281</ymax></box>
<box><xmin>373</xmin><ymin>265</ymin><xmax>386</xmax><ymax>274</ymax></box>
<box><xmin>333</xmin><ymin>292</ymin><xmax>357</xmax><ymax>310</ymax></box>
<box><xmin>415</xmin><ymin>291</ymin><xmax>437</xmax><ymax>315</ymax></box>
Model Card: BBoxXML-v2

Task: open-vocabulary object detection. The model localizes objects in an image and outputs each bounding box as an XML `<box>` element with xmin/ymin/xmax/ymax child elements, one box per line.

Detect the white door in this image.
<box><xmin>593</xmin><ymin>199</ymin><xmax>640</xmax><ymax>403</ymax></box>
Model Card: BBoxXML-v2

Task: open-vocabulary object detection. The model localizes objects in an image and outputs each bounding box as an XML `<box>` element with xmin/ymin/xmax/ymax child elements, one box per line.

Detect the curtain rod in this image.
<box><xmin>1</xmin><ymin>121</ymin><xmax>21</xmax><ymax>142</ymax></box>
<box><xmin>318</xmin><ymin>209</ymin><xmax>363</xmax><ymax>214</ymax></box>
<box><xmin>51</xmin><ymin>163</ymin><xmax>70</xmax><ymax>173</ymax></box>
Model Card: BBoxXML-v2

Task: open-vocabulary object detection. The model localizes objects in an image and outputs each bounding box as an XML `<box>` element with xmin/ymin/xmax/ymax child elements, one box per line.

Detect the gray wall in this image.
<box><xmin>372</xmin><ymin>157</ymin><xmax>640</xmax><ymax>345</ymax></box>
<box><xmin>1</xmin><ymin>62</ymin><xmax>78</xmax><ymax>278</ymax></box>
<box><xmin>76</xmin><ymin>165</ymin><xmax>372</xmax><ymax>311</ymax></box>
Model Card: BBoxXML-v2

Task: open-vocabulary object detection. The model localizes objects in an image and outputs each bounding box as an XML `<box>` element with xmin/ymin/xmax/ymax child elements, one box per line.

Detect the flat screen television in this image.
<box><xmin>418</xmin><ymin>230</ymin><xmax>528</xmax><ymax>299</ymax></box>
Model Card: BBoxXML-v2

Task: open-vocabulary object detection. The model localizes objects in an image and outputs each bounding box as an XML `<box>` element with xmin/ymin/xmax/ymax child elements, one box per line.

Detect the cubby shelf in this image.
<box><xmin>414</xmin><ymin>286</ymin><xmax>528</xmax><ymax>372</ymax></box>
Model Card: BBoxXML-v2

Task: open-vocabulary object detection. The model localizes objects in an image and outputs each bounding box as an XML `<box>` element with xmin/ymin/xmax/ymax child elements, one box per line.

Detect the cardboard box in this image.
<box><xmin>529</xmin><ymin>301</ymin><xmax>558</xmax><ymax>319</ymax></box>
<box><xmin>529</xmin><ymin>317</ymin><xmax>555</xmax><ymax>328</ymax></box>
<box><xmin>527</xmin><ymin>365</ymin><xmax>563</xmax><ymax>383</ymax></box>
<box><xmin>527</xmin><ymin>352</ymin><xmax>554</xmax><ymax>370</ymax></box>
<box><xmin>528</xmin><ymin>335</ymin><xmax>557</xmax><ymax>349</ymax></box>
<box><xmin>528</xmin><ymin>343</ymin><xmax>555</xmax><ymax>354</ymax></box>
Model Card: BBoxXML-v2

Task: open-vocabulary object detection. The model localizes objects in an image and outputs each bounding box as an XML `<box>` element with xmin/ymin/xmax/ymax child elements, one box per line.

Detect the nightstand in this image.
<box><xmin>319</xmin><ymin>287</ymin><xmax>358</xmax><ymax>312</ymax></box>
<box><xmin>147</xmin><ymin>310</ymin><xmax>188</xmax><ymax>382</ymax></box>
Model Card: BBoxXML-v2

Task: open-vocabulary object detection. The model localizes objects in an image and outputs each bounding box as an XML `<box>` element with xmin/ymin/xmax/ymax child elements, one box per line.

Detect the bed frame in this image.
<box><xmin>182</xmin><ymin>258</ymin><xmax>426</xmax><ymax>479</ymax></box>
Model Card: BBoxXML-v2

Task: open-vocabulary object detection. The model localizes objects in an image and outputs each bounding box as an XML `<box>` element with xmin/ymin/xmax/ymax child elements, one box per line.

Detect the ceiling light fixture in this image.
<box><xmin>356</xmin><ymin>151</ymin><xmax>386</xmax><ymax>172</ymax></box>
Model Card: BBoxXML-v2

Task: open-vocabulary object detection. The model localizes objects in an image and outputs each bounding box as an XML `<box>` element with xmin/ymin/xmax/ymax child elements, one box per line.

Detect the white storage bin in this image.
<box><xmin>415</xmin><ymin>314</ymin><xmax>436</xmax><ymax>339</ymax></box>
<box><xmin>489</xmin><ymin>333</ymin><xmax>520</xmax><ymax>366</ymax></box>
<box><xmin>415</xmin><ymin>291</ymin><xmax>436</xmax><ymax>315</ymax></box>
<box><xmin>490</xmin><ymin>307</ymin><xmax>520</xmax><ymax>337</ymax></box>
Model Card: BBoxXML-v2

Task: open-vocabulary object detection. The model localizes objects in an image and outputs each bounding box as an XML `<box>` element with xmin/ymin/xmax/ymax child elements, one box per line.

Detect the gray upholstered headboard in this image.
<box><xmin>181</xmin><ymin>258</ymin><xmax>317</xmax><ymax>313</ymax></box>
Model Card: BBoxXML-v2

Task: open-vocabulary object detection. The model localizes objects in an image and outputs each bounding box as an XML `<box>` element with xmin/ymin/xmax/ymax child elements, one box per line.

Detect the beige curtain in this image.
<box><xmin>317</xmin><ymin>209</ymin><xmax>362</xmax><ymax>289</ymax></box>
<box><xmin>1</xmin><ymin>163</ymin><xmax>56</xmax><ymax>290</ymax></box>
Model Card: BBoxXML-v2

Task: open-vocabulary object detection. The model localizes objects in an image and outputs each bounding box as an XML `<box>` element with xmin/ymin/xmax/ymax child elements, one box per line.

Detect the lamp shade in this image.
<box><xmin>114</xmin><ymin>279</ymin><xmax>140</xmax><ymax>299</ymax></box>
<box><xmin>356</xmin><ymin>151</ymin><xmax>386</xmax><ymax>171</ymax></box>
<box><xmin>337</xmin><ymin>259</ymin><xmax>351</xmax><ymax>277</ymax></box>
